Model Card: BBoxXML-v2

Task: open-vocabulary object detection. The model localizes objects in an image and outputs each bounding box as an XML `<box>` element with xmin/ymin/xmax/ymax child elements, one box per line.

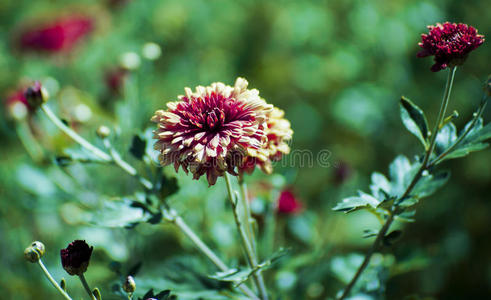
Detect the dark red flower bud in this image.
<box><xmin>276</xmin><ymin>190</ymin><xmax>302</xmax><ymax>215</ymax></box>
<box><xmin>417</xmin><ymin>22</ymin><xmax>484</xmax><ymax>72</ymax></box>
<box><xmin>24</xmin><ymin>81</ymin><xmax>48</xmax><ymax>109</ymax></box>
<box><xmin>60</xmin><ymin>240</ymin><xmax>93</xmax><ymax>276</ymax></box>
<box><xmin>334</xmin><ymin>161</ymin><xmax>352</xmax><ymax>185</ymax></box>
<box><xmin>105</xmin><ymin>67</ymin><xmax>128</xmax><ymax>95</ymax></box>
<box><xmin>18</xmin><ymin>15</ymin><xmax>93</xmax><ymax>53</ymax></box>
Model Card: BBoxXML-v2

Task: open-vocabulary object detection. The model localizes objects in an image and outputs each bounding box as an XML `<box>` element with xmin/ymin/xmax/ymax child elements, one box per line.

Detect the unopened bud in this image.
<box><xmin>123</xmin><ymin>275</ymin><xmax>136</xmax><ymax>293</ymax></box>
<box><xmin>60</xmin><ymin>240</ymin><xmax>93</xmax><ymax>276</ymax></box>
<box><xmin>24</xmin><ymin>81</ymin><xmax>48</xmax><ymax>109</ymax></box>
<box><xmin>142</xmin><ymin>43</ymin><xmax>161</xmax><ymax>60</ymax></box>
<box><xmin>24</xmin><ymin>241</ymin><xmax>45</xmax><ymax>263</ymax></box>
<box><xmin>96</xmin><ymin>126</ymin><xmax>111</xmax><ymax>138</ymax></box>
<box><xmin>120</xmin><ymin>52</ymin><xmax>141</xmax><ymax>70</ymax></box>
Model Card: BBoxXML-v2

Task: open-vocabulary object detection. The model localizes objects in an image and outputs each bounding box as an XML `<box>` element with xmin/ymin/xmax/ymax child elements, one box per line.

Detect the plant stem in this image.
<box><xmin>225</xmin><ymin>174</ymin><xmax>268</xmax><ymax>300</ymax></box>
<box><xmin>337</xmin><ymin>66</ymin><xmax>457</xmax><ymax>300</ymax></box>
<box><xmin>102</xmin><ymin>139</ymin><xmax>153</xmax><ymax>189</ymax></box>
<box><xmin>238</xmin><ymin>180</ymin><xmax>257</xmax><ymax>252</ymax></box>
<box><xmin>78</xmin><ymin>274</ymin><xmax>96</xmax><ymax>300</ymax></box>
<box><xmin>37</xmin><ymin>260</ymin><xmax>73</xmax><ymax>300</ymax></box>
<box><xmin>40</xmin><ymin>102</ymin><xmax>258</xmax><ymax>299</ymax></box>
<box><xmin>41</xmin><ymin>104</ymin><xmax>111</xmax><ymax>162</ymax></box>
<box><xmin>166</xmin><ymin>209</ymin><xmax>259</xmax><ymax>300</ymax></box>
<box><xmin>431</xmin><ymin>95</ymin><xmax>487</xmax><ymax>165</ymax></box>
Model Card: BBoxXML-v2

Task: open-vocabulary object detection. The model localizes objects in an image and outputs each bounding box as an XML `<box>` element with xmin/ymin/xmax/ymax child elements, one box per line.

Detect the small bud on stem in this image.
<box><xmin>123</xmin><ymin>275</ymin><xmax>136</xmax><ymax>294</ymax></box>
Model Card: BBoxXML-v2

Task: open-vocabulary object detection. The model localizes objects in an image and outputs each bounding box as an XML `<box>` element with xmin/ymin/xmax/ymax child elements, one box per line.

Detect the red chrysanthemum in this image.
<box><xmin>18</xmin><ymin>15</ymin><xmax>93</xmax><ymax>53</ymax></box>
<box><xmin>417</xmin><ymin>22</ymin><xmax>484</xmax><ymax>72</ymax></box>
<box><xmin>276</xmin><ymin>190</ymin><xmax>302</xmax><ymax>215</ymax></box>
<box><xmin>239</xmin><ymin>107</ymin><xmax>292</xmax><ymax>176</ymax></box>
<box><xmin>152</xmin><ymin>78</ymin><xmax>273</xmax><ymax>185</ymax></box>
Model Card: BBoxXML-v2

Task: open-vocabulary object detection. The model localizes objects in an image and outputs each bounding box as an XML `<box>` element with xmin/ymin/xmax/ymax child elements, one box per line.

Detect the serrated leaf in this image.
<box><xmin>435</xmin><ymin>122</ymin><xmax>458</xmax><ymax>155</ymax></box>
<box><xmin>209</xmin><ymin>248</ymin><xmax>288</xmax><ymax>286</ymax></box>
<box><xmin>369</xmin><ymin>172</ymin><xmax>391</xmax><ymax>200</ymax></box>
<box><xmin>139</xmin><ymin>289</ymin><xmax>172</xmax><ymax>300</ymax></box>
<box><xmin>389</xmin><ymin>155</ymin><xmax>417</xmax><ymax>197</ymax></box>
<box><xmin>333</xmin><ymin>191</ymin><xmax>380</xmax><ymax>213</ymax></box>
<box><xmin>400</xmin><ymin>97</ymin><xmax>429</xmax><ymax>148</ymax></box>
<box><xmin>445</xmin><ymin>143</ymin><xmax>489</xmax><ymax>160</ymax></box>
<box><xmin>56</xmin><ymin>147</ymin><xmax>106</xmax><ymax>166</ymax></box>
<box><xmin>90</xmin><ymin>198</ymin><xmax>156</xmax><ymax>228</ymax></box>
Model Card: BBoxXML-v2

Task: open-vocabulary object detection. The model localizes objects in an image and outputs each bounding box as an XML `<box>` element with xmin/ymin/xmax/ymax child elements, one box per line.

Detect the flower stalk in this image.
<box><xmin>37</xmin><ymin>260</ymin><xmax>73</xmax><ymax>300</ymax></box>
<box><xmin>225</xmin><ymin>174</ymin><xmax>268</xmax><ymax>300</ymax></box>
<box><xmin>78</xmin><ymin>274</ymin><xmax>97</xmax><ymax>300</ymax></box>
<box><xmin>338</xmin><ymin>66</ymin><xmax>457</xmax><ymax>300</ymax></box>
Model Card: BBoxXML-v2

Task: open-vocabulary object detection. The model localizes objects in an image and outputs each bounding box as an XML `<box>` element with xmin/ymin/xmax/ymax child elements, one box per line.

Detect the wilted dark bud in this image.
<box><xmin>24</xmin><ymin>241</ymin><xmax>45</xmax><ymax>263</ymax></box>
<box><xmin>60</xmin><ymin>240</ymin><xmax>93</xmax><ymax>276</ymax></box>
<box><xmin>24</xmin><ymin>81</ymin><xmax>48</xmax><ymax>109</ymax></box>
<box><xmin>123</xmin><ymin>275</ymin><xmax>136</xmax><ymax>293</ymax></box>
<box><xmin>96</xmin><ymin>126</ymin><xmax>111</xmax><ymax>138</ymax></box>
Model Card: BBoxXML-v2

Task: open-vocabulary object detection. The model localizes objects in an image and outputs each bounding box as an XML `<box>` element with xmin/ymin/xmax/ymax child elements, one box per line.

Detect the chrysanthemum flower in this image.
<box><xmin>417</xmin><ymin>22</ymin><xmax>484</xmax><ymax>72</ymax></box>
<box><xmin>239</xmin><ymin>107</ymin><xmax>293</xmax><ymax>176</ymax></box>
<box><xmin>152</xmin><ymin>78</ymin><xmax>273</xmax><ymax>185</ymax></box>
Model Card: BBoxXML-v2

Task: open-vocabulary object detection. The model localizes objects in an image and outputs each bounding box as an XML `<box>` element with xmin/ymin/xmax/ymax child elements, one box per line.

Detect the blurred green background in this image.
<box><xmin>0</xmin><ymin>0</ymin><xmax>489</xmax><ymax>299</ymax></box>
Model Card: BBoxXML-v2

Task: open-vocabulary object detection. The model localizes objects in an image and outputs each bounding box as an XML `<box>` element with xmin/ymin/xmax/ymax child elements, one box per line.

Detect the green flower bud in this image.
<box><xmin>96</xmin><ymin>126</ymin><xmax>111</xmax><ymax>139</ymax></box>
<box><xmin>123</xmin><ymin>275</ymin><xmax>136</xmax><ymax>293</ymax></box>
<box><xmin>31</xmin><ymin>241</ymin><xmax>46</xmax><ymax>257</ymax></box>
<box><xmin>24</xmin><ymin>241</ymin><xmax>45</xmax><ymax>263</ymax></box>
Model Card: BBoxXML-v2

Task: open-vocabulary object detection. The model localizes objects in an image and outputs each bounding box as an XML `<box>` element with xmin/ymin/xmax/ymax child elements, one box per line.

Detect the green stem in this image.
<box><xmin>41</xmin><ymin>104</ymin><xmax>111</xmax><ymax>162</ymax></box>
<box><xmin>78</xmin><ymin>274</ymin><xmax>96</xmax><ymax>300</ymax></box>
<box><xmin>238</xmin><ymin>180</ymin><xmax>257</xmax><ymax>252</ymax></box>
<box><xmin>225</xmin><ymin>174</ymin><xmax>268</xmax><ymax>300</ymax></box>
<box><xmin>41</xmin><ymin>101</ymin><xmax>258</xmax><ymax>299</ymax></box>
<box><xmin>337</xmin><ymin>66</ymin><xmax>457</xmax><ymax>300</ymax></box>
<box><xmin>37</xmin><ymin>260</ymin><xmax>73</xmax><ymax>300</ymax></box>
<box><xmin>102</xmin><ymin>139</ymin><xmax>153</xmax><ymax>189</ymax></box>
<box><xmin>16</xmin><ymin>121</ymin><xmax>44</xmax><ymax>162</ymax></box>
<box><xmin>165</xmin><ymin>209</ymin><xmax>259</xmax><ymax>300</ymax></box>
<box><xmin>431</xmin><ymin>96</ymin><xmax>487</xmax><ymax>165</ymax></box>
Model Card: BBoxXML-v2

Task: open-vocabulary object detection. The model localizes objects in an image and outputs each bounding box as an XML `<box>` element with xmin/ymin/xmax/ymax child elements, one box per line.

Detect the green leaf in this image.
<box><xmin>445</xmin><ymin>143</ymin><xmax>489</xmax><ymax>160</ymax></box>
<box><xmin>90</xmin><ymin>198</ymin><xmax>158</xmax><ymax>228</ymax></box>
<box><xmin>389</xmin><ymin>155</ymin><xmax>417</xmax><ymax>197</ymax></box>
<box><xmin>210</xmin><ymin>248</ymin><xmax>288</xmax><ymax>287</ymax></box>
<box><xmin>139</xmin><ymin>289</ymin><xmax>172</xmax><ymax>300</ymax></box>
<box><xmin>435</xmin><ymin>122</ymin><xmax>457</xmax><ymax>155</ymax></box>
<box><xmin>55</xmin><ymin>147</ymin><xmax>106</xmax><ymax>166</ymax></box>
<box><xmin>362</xmin><ymin>229</ymin><xmax>379</xmax><ymax>238</ymax></box>
<box><xmin>412</xmin><ymin>170</ymin><xmax>450</xmax><ymax>198</ymax></box>
<box><xmin>395</xmin><ymin>210</ymin><xmax>416</xmax><ymax>222</ymax></box>
<box><xmin>369</xmin><ymin>172</ymin><xmax>391</xmax><ymax>200</ymax></box>
<box><xmin>129</xmin><ymin>134</ymin><xmax>147</xmax><ymax>160</ymax></box>
<box><xmin>383</xmin><ymin>230</ymin><xmax>403</xmax><ymax>246</ymax></box>
<box><xmin>400</xmin><ymin>97</ymin><xmax>429</xmax><ymax>149</ymax></box>
<box><xmin>333</xmin><ymin>191</ymin><xmax>380</xmax><ymax>213</ymax></box>
<box><xmin>158</xmin><ymin>173</ymin><xmax>179</xmax><ymax>199</ymax></box>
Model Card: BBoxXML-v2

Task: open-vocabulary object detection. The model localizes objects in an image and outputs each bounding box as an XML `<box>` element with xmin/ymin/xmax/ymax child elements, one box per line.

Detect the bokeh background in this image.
<box><xmin>1</xmin><ymin>0</ymin><xmax>490</xmax><ymax>299</ymax></box>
